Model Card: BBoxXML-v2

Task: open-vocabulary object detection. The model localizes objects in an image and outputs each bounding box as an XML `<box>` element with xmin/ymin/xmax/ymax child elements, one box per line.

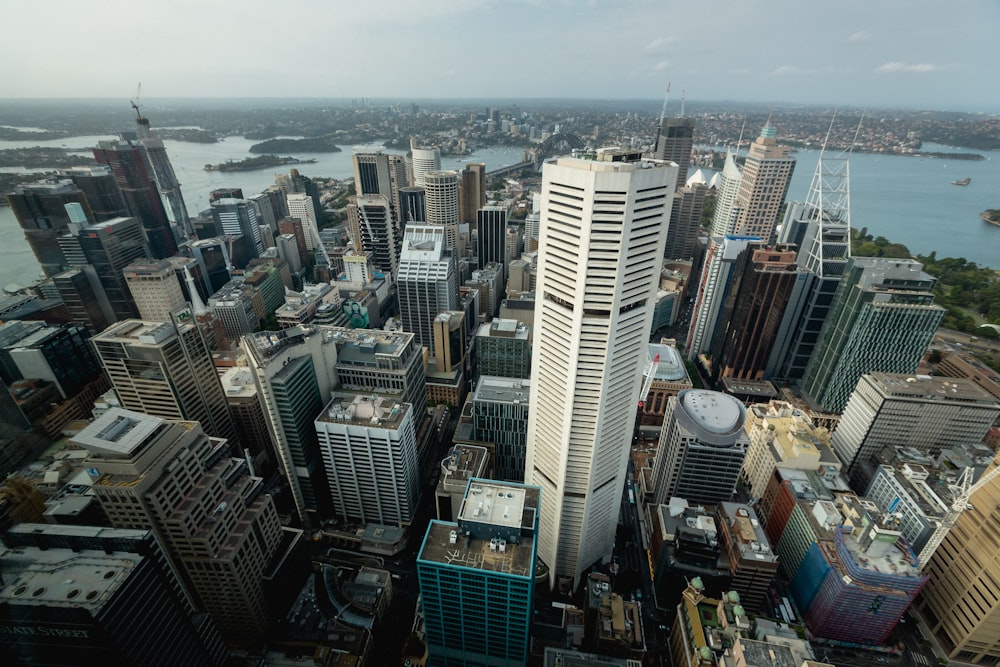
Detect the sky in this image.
<box><xmin>2</xmin><ymin>0</ymin><xmax>998</xmax><ymax>112</ymax></box>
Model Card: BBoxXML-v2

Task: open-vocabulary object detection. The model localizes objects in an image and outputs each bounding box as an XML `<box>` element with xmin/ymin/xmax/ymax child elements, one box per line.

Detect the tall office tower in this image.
<box><xmin>315</xmin><ymin>392</ymin><xmax>420</xmax><ymax>526</ymax></box>
<box><xmin>52</xmin><ymin>268</ymin><xmax>112</xmax><ymax>333</ymax></box>
<box><xmin>418</xmin><ymin>479</ymin><xmax>539</xmax><ymax>667</ymax></box>
<box><xmin>831</xmin><ymin>373</ymin><xmax>1000</xmax><ymax>489</ymax></box>
<box><xmin>92</xmin><ymin>316</ymin><xmax>238</xmax><ymax>446</ymax></box>
<box><xmin>708</xmin><ymin>152</ymin><xmax>743</xmax><ymax>237</ymax></box>
<box><xmin>396</xmin><ymin>225</ymin><xmax>457</xmax><ymax>354</ymax></box>
<box><xmin>62</xmin><ymin>165</ymin><xmax>130</xmax><ymax>221</ymax></box>
<box><xmin>708</xmin><ymin>243</ymin><xmax>798</xmax><ymax>383</ymax></box>
<box><xmin>248</xmin><ymin>191</ymin><xmax>278</xmax><ymax>234</ymax></box>
<box><xmin>211</xmin><ymin>198</ymin><xmax>264</xmax><ymax>256</ymax></box>
<box><xmin>60</xmin><ymin>215</ymin><xmax>151</xmax><ymax>323</ymax></box>
<box><xmin>187</xmin><ymin>237</ymin><xmax>235</xmax><ymax>294</ymax></box>
<box><xmin>399</xmin><ymin>185</ymin><xmax>426</xmax><ymax>225</ymax></box>
<box><xmin>347</xmin><ymin>195</ymin><xmax>399</xmax><ymax>277</ymax></box>
<box><xmin>918</xmin><ymin>456</ymin><xmax>1000</xmax><ymax>663</ymax></box>
<box><xmin>241</xmin><ymin>326</ymin><xmax>336</xmax><ymax>525</ymax></box>
<box><xmin>472</xmin><ymin>375</ymin><xmax>531</xmax><ymax>482</ymax></box>
<box><xmin>210</xmin><ymin>187</ymin><xmax>244</xmax><ymax>202</ymax></box>
<box><xmin>729</xmin><ymin>125</ymin><xmax>795</xmax><ymax>242</ymax></box>
<box><xmin>800</xmin><ymin>258</ymin><xmax>946</xmax><ymax>414</ymax></box>
<box><xmin>352</xmin><ymin>149</ymin><xmax>408</xmax><ymax>224</ymax></box>
<box><xmin>262</xmin><ymin>185</ymin><xmax>288</xmax><ymax>219</ymax></box>
<box><xmin>653</xmin><ymin>116</ymin><xmax>695</xmax><ymax>186</ymax></box>
<box><xmin>769</xmin><ymin>147</ymin><xmax>853</xmax><ymax>380</ymax></box>
<box><xmin>685</xmin><ymin>235</ymin><xmax>761</xmax><ymax>360</ymax></box>
<box><xmin>459</xmin><ymin>163</ymin><xmax>487</xmax><ymax>224</ymax></box>
<box><xmin>662</xmin><ymin>184</ymin><xmax>706</xmax><ymax>261</ymax></box>
<box><xmin>526</xmin><ymin>152</ymin><xmax>676</xmax><ymax>589</ymax></box>
<box><xmin>73</xmin><ymin>408</ymin><xmax>283</xmax><ymax>649</ymax></box>
<box><xmin>6</xmin><ymin>179</ymin><xmax>93</xmax><ymax>277</ymax></box>
<box><xmin>475</xmin><ymin>319</ymin><xmax>531</xmax><ymax>379</ymax></box>
<box><xmin>651</xmin><ymin>390</ymin><xmax>750</xmax><ymax>505</ymax></box>
<box><xmin>410</xmin><ymin>139</ymin><xmax>441</xmax><ymax>187</ymax></box>
<box><xmin>423</xmin><ymin>170</ymin><xmax>461</xmax><ymax>250</ymax></box>
<box><xmin>133</xmin><ymin>107</ymin><xmax>193</xmax><ymax>238</ymax></box>
<box><xmin>93</xmin><ymin>139</ymin><xmax>178</xmax><ymax>259</ymax></box>
<box><xmin>476</xmin><ymin>206</ymin><xmax>507</xmax><ymax>272</ymax></box>
<box><xmin>286</xmin><ymin>193</ymin><xmax>320</xmax><ymax>250</ymax></box>
<box><xmin>277</xmin><ymin>216</ymin><xmax>309</xmax><ymax>264</ymax></box>
<box><xmin>0</xmin><ymin>523</ymin><xmax>226</xmax><ymax>666</ymax></box>
<box><xmin>124</xmin><ymin>258</ymin><xmax>189</xmax><ymax>321</ymax></box>
<box><xmin>505</xmin><ymin>225</ymin><xmax>522</xmax><ymax>266</ymax></box>
<box><xmin>0</xmin><ymin>321</ymin><xmax>102</xmax><ymax>400</ymax></box>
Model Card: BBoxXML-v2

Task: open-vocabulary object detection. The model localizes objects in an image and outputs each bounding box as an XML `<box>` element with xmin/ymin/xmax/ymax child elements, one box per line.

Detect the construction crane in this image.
<box><xmin>917</xmin><ymin>460</ymin><xmax>1000</xmax><ymax>570</ymax></box>
<box><xmin>638</xmin><ymin>353</ymin><xmax>660</xmax><ymax>409</ymax></box>
<box><xmin>305</xmin><ymin>209</ymin><xmax>333</xmax><ymax>271</ymax></box>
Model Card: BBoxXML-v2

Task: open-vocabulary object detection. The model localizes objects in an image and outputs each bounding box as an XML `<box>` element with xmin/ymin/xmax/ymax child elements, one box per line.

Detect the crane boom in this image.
<box><xmin>918</xmin><ymin>460</ymin><xmax>1000</xmax><ymax>570</ymax></box>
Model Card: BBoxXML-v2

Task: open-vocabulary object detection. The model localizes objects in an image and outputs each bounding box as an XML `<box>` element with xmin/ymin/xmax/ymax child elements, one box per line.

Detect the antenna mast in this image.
<box><xmin>679</xmin><ymin>89</ymin><xmax>686</xmax><ymax>117</ymax></box>
<box><xmin>658</xmin><ymin>82</ymin><xmax>671</xmax><ymax>126</ymax></box>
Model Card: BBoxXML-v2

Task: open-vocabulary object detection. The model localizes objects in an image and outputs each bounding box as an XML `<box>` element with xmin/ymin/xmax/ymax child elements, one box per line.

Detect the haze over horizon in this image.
<box><xmin>3</xmin><ymin>0</ymin><xmax>997</xmax><ymax>113</ymax></box>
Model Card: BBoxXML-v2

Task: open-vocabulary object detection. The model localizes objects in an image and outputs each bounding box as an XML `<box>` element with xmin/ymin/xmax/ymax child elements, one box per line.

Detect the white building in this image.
<box><xmin>315</xmin><ymin>393</ymin><xmax>420</xmax><ymax>527</ymax></box>
<box><xmin>286</xmin><ymin>193</ymin><xmax>320</xmax><ymax>250</ymax></box>
<box><xmin>410</xmin><ymin>143</ymin><xmax>442</xmax><ymax>187</ymax></box>
<box><xmin>423</xmin><ymin>170</ymin><xmax>460</xmax><ymax>251</ymax></box>
<box><xmin>396</xmin><ymin>225</ymin><xmax>457</xmax><ymax>354</ymax></box>
<box><xmin>526</xmin><ymin>152</ymin><xmax>677</xmax><ymax>590</ymax></box>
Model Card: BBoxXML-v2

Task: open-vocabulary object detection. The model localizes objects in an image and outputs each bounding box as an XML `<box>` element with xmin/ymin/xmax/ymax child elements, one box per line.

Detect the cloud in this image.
<box><xmin>654</xmin><ymin>61</ymin><xmax>670</xmax><ymax>71</ymax></box>
<box><xmin>874</xmin><ymin>61</ymin><xmax>947</xmax><ymax>73</ymax></box>
<box><xmin>772</xmin><ymin>65</ymin><xmax>815</xmax><ymax>75</ymax></box>
<box><xmin>847</xmin><ymin>30</ymin><xmax>872</xmax><ymax>43</ymax></box>
<box><xmin>643</xmin><ymin>37</ymin><xmax>675</xmax><ymax>54</ymax></box>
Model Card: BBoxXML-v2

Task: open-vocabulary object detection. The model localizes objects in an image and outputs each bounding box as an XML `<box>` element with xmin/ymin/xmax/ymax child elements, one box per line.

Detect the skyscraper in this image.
<box><xmin>708</xmin><ymin>152</ymin><xmax>743</xmax><ymax>237</ymax></box>
<box><xmin>651</xmin><ymin>390</ymin><xmax>750</xmax><ymax>505</ymax></box>
<box><xmin>708</xmin><ymin>243</ymin><xmax>798</xmax><ymax>383</ymax></box>
<box><xmin>472</xmin><ymin>375</ymin><xmax>531</xmax><ymax>482</ymax></box>
<box><xmin>418</xmin><ymin>479</ymin><xmax>539</xmax><ymax>666</ymax></box>
<box><xmin>730</xmin><ymin>125</ymin><xmax>795</xmax><ymax>242</ymax></box>
<box><xmin>423</xmin><ymin>170</ymin><xmax>461</xmax><ymax>251</ymax></box>
<box><xmin>92</xmin><ymin>139</ymin><xmax>177</xmax><ymax>259</ymax></box>
<box><xmin>410</xmin><ymin>140</ymin><xmax>441</xmax><ymax>187</ymax></box>
<box><xmin>352</xmin><ymin>148</ymin><xmax>408</xmax><ymax>226</ymax></box>
<box><xmin>285</xmin><ymin>193</ymin><xmax>320</xmax><ymax>251</ymax></box>
<box><xmin>123</xmin><ymin>258</ymin><xmax>191</xmax><ymax>322</ymax></box>
<box><xmin>800</xmin><ymin>257</ymin><xmax>946</xmax><ymax>413</ymax></box>
<box><xmin>476</xmin><ymin>206</ymin><xmax>508</xmax><ymax>274</ymax></box>
<box><xmin>0</xmin><ymin>523</ymin><xmax>226</xmax><ymax>666</ymax></box>
<box><xmin>315</xmin><ymin>392</ymin><xmax>420</xmax><ymax>527</ymax></box>
<box><xmin>210</xmin><ymin>198</ymin><xmax>264</xmax><ymax>256</ymax></box>
<box><xmin>459</xmin><ymin>163</ymin><xmax>487</xmax><ymax>224</ymax></box>
<box><xmin>770</xmin><ymin>146</ymin><xmax>853</xmax><ymax>380</ymax></box>
<box><xmin>6</xmin><ymin>179</ymin><xmax>93</xmax><ymax>277</ymax></box>
<box><xmin>396</xmin><ymin>225</ymin><xmax>457</xmax><ymax>355</ymax></box>
<box><xmin>348</xmin><ymin>194</ymin><xmax>399</xmax><ymax>277</ymax></box>
<box><xmin>662</xmin><ymin>184</ymin><xmax>706</xmax><ymax>262</ymax></box>
<box><xmin>91</xmin><ymin>314</ymin><xmax>238</xmax><ymax>447</ymax></box>
<box><xmin>73</xmin><ymin>408</ymin><xmax>283</xmax><ymax>649</ymax></box>
<box><xmin>653</xmin><ymin>116</ymin><xmax>695</xmax><ymax>186</ymax></box>
<box><xmin>61</xmin><ymin>165</ymin><xmax>129</xmax><ymax>222</ymax></box>
<box><xmin>526</xmin><ymin>152</ymin><xmax>676</xmax><ymax>589</ymax></box>
<box><xmin>133</xmin><ymin>106</ymin><xmax>193</xmax><ymax>238</ymax></box>
<box><xmin>399</xmin><ymin>185</ymin><xmax>426</xmax><ymax>225</ymax></box>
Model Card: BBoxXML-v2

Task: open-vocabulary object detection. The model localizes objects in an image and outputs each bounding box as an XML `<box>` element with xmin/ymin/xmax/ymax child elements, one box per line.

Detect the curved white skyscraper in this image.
<box><xmin>410</xmin><ymin>140</ymin><xmax>441</xmax><ymax>187</ymax></box>
<box><xmin>526</xmin><ymin>151</ymin><xmax>677</xmax><ymax>590</ymax></box>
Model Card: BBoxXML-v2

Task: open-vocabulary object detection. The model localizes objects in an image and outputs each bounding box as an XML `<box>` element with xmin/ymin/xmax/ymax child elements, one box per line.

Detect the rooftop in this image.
<box><xmin>71</xmin><ymin>409</ymin><xmax>163</xmax><ymax>459</ymax></box>
<box><xmin>316</xmin><ymin>393</ymin><xmax>409</xmax><ymax>429</ymax></box>
<box><xmin>438</xmin><ymin>445</ymin><xmax>491</xmax><ymax>492</ymax></box>
<box><xmin>478</xmin><ymin>318</ymin><xmax>529</xmax><ymax>340</ymax></box>
<box><xmin>91</xmin><ymin>319</ymin><xmax>181</xmax><ymax>346</ymax></box>
<box><xmin>472</xmin><ymin>376</ymin><xmax>531</xmax><ymax>405</ymax></box>
<box><xmin>868</xmin><ymin>372</ymin><xmax>999</xmax><ymax>405</ymax></box>
<box><xmin>647</xmin><ymin>343</ymin><xmax>690</xmax><ymax>383</ymax></box>
<box><xmin>676</xmin><ymin>389</ymin><xmax>748</xmax><ymax>446</ymax></box>
<box><xmin>738</xmin><ymin>638</ymin><xmax>798</xmax><ymax>667</ymax></box>
<box><xmin>543</xmin><ymin>648</ymin><xmax>641</xmax><ymax>667</ymax></box>
<box><xmin>718</xmin><ymin>502</ymin><xmax>778</xmax><ymax>564</ymax></box>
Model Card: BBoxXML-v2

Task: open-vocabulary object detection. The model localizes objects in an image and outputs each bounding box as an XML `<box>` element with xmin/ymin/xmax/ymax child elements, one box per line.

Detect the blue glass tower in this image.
<box><xmin>417</xmin><ymin>478</ymin><xmax>540</xmax><ymax>666</ymax></box>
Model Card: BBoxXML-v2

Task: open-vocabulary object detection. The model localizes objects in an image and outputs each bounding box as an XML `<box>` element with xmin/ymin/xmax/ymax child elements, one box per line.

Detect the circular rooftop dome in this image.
<box><xmin>680</xmin><ymin>390</ymin><xmax>745</xmax><ymax>435</ymax></box>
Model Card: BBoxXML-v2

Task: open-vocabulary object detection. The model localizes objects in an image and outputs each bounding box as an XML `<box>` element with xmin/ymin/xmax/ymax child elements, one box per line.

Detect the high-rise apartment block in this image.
<box><xmin>423</xmin><ymin>170</ymin><xmax>460</xmax><ymax>251</ymax></box>
<box><xmin>92</xmin><ymin>316</ymin><xmax>237</xmax><ymax>447</ymax></box>
<box><xmin>526</xmin><ymin>152</ymin><xmax>676</xmax><ymax>589</ymax></box>
<box><xmin>831</xmin><ymin>373</ymin><xmax>1000</xmax><ymax>489</ymax></box>
<box><xmin>315</xmin><ymin>393</ymin><xmax>420</xmax><ymax>527</ymax></box>
<box><xmin>348</xmin><ymin>194</ymin><xmax>399</xmax><ymax>278</ymax></box>
<box><xmin>652</xmin><ymin>389</ymin><xmax>750</xmax><ymax>505</ymax></box>
<box><xmin>418</xmin><ymin>479</ymin><xmax>539</xmax><ymax>666</ymax></box>
<box><xmin>0</xmin><ymin>523</ymin><xmax>226</xmax><ymax>666</ymax></box>
<box><xmin>285</xmin><ymin>193</ymin><xmax>320</xmax><ymax>250</ymax></box>
<box><xmin>801</xmin><ymin>258</ymin><xmax>946</xmax><ymax>414</ymax></box>
<box><xmin>73</xmin><ymin>408</ymin><xmax>284</xmax><ymax>649</ymax></box>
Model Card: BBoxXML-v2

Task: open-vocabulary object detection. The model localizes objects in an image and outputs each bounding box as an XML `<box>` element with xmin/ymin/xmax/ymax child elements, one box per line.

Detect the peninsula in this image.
<box><xmin>248</xmin><ymin>136</ymin><xmax>342</xmax><ymax>154</ymax></box>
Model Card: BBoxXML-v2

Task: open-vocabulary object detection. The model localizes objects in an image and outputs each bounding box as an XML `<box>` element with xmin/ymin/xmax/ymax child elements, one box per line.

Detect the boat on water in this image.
<box><xmin>952</xmin><ymin>177</ymin><xmax>971</xmax><ymax>186</ymax></box>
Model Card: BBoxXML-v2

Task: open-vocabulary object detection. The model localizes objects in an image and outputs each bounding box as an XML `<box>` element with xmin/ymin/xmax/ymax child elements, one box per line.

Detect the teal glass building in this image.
<box><xmin>417</xmin><ymin>478</ymin><xmax>540</xmax><ymax>666</ymax></box>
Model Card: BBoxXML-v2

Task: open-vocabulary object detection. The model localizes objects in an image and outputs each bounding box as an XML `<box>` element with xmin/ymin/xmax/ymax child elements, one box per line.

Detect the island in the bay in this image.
<box><xmin>248</xmin><ymin>136</ymin><xmax>343</xmax><ymax>153</ymax></box>
<box><xmin>204</xmin><ymin>154</ymin><xmax>318</xmax><ymax>172</ymax></box>
<box><xmin>980</xmin><ymin>210</ymin><xmax>1000</xmax><ymax>228</ymax></box>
